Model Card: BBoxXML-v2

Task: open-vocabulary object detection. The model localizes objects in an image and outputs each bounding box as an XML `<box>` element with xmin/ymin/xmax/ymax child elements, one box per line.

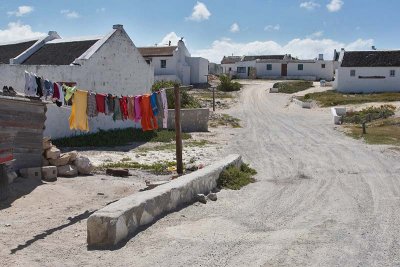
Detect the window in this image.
<box><xmin>321</xmin><ymin>64</ymin><xmax>326</xmax><ymax>69</ymax></box>
<box><xmin>228</xmin><ymin>67</ymin><xmax>232</xmax><ymax>71</ymax></box>
<box><xmin>145</xmin><ymin>59</ymin><xmax>151</xmax><ymax>64</ymax></box>
<box><xmin>350</xmin><ymin>70</ymin><xmax>356</xmax><ymax>77</ymax></box>
<box><xmin>390</xmin><ymin>70</ymin><xmax>396</xmax><ymax>77</ymax></box>
<box><xmin>161</xmin><ymin>60</ymin><xmax>166</xmax><ymax>68</ymax></box>
<box><xmin>237</xmin><ymin>67</ymin><xmax>246</xmax><ymax>73</ymax></box>
<box><xmin>266</xmin><ymin>64</ymin><xmax>272</xmax><ymax>71</ymax></box>
<box><xmin>298</xmin><ymin>64</ymin><xmax>304</xmax><ymax>71</ymax></box>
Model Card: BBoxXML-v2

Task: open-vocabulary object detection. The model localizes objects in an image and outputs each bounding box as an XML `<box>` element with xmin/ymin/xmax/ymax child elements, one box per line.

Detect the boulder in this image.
<box><xmin>207</xmin><ymin>192</ymin><xmax>217</xmax><ymax>201</ymax></box>
<box><xmin>49</xmin><ymin>153</ymin><xmax>71</xmax><ymax>167</ymax></box>
<box><xmin>57</xmin><ymin>165</ymin><xmax>78</xmax><ymax>177</ymax></box>
<box><xmin>43</xmin><ymin>140</ymin><xmax>52</xmax><ymax>150</ymax></box>
<box><xmin>42</xmin><ymin>157</ymin><xmax>50</xmax><ymax>167</ymax></box>
<box><xmin>196</xmin><ymin>194</ymin><xmax>207</xmax><ymax>204</ymax></box>
<box><xmin>74</xmin><ymin>156</ymin><xmax>94</xmax><ymax>175</ymax></box>
<box><xmin>45</xmin><ymin>146</ymin><xmax>61</xmax><ymax>160</ymax></box>
<box><xmin>66</xmin><ymin>151</ymin><xmax>78</xmax><ymax>162</ymax></box>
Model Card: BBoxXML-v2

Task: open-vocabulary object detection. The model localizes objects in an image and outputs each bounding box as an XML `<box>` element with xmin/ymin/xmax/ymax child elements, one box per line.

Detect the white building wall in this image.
<box><xmin>256</xmin><ymin>62</ymin><xmax>282</xmax><ymax>77</ymax></box>
<box><xmin>235</xmin><ymin>61</ymin><xmax>256</xmax><ymax>79</ymax></box>
<box><xmin>335</xmin><ymin>67</ymin><xmax>400</xmax><ymax>93</ymax></box>
<box><xmin>221</xmin><ymin>63</ymin><xmax>236</xmax><ymax>74</ymax></box>
<box><xmin>187</xmin><ymin>57</ymin><xmax>209</xmax><ymax>84</ymax></box>
<box><xmin>287</xmin><ymin>60</ymin><xmax>334</xmax><ymax>81</ymax></box>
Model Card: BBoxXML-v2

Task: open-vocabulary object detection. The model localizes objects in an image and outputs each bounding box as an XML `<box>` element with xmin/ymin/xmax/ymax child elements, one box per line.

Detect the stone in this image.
<box><xmin>106</xmin><ymin>168</ymin><xmax>129</xmax><ymax>177</ymax></box>
<box><xmin>49</xmin><ymin>153</ymin><xmax>71</xmax><ymax>167</ymax></box>
<box><xmin>42</xmin><ymin>166</ymin><xmax>57</xmax><ymax>182</ymax></box>
<box><xmin>185</xmin><ymin>164</ymin><xmax>198</xmax><ymax>172</ymax></box>
<box><xmin>197</xmin><ymin>194</ymin><xmax>207</xmax><ymax>204</ymax></box>
<box><xmin>57</xmin><ymin>165</ymin><xmax>78</xmax><ymax>177</ymax></box>
<box><xmin>19</xmin><ymin>167</ymin><xmax>42</xmax><ymax>180</ymax></box>
<box><xmin>42</xmin><ymin>157</ymin><xmax>50</xmax><ymax>167</ymax></box>
<box><xmin>43</xmin><ymin>140</ymin><xmax>52</xmax><ymax>150</ymax></box>
<box><xmin>45</xmin><ymin>146</ymin><xmax>61</xmax><ymax>160</ymax></box>
<box><xmin>143</xmin><ymin>180</ymin><xmax>169</xmax><ymax>191</ymax></box>
<box><xmin>207</xmin><ymin>192</ymin><xmax>217</xmax><ymax>201</ymax></box>
<box><xmin>7</xmin><ymin>171</ymin><xmax>17</xmax><ymax>184</ymax></box>
<box><xmin>66</xmin><ymin>151</ymin><xmax>78</xmax><ymax>162</ymax></box>
<box><xmin>74</xmin><ymin>156</ymin><xmax>94</xmax><ymax>175</ymax></box>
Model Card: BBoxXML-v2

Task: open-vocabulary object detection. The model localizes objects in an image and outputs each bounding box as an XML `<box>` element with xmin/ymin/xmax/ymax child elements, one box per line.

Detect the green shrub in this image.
<box><xmin>151</xmin><ymin>81</ymin><xmax>201</xmax><ymax>109</ymax></box>
<box><xmin>343</xmin><ymin>105</ymin><xmax>396</xmax><ymax>124</ymax></box>
<box><xmin>217</xmin><ymin>163</ymin><xmax>257</xmax><ymax>190</ymax></box>
<box><xmin>217</xmin><ymin>75</ymin><xmax>242</xmax><ymax>92</ymax></box>
<box><xmin>273</xmin><ymin>81</ymin><xmax>313</xmax><ymax>94</ymax></box>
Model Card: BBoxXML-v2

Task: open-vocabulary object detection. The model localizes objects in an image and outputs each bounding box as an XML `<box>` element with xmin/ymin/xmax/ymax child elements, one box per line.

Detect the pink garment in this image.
<box><xmin>160</xmin><ymin>89</ymin><xmax>168</xmax><ymax>128</ymax></box>
<box><xmin>134</xmin><ymin>96</ymin><xmax>142</xmax><ymax>122</ymax></box>
<box><xmin>127</xmin><ymin>96</ymin><xmax>135</xmax><ymax>121</ymax></box>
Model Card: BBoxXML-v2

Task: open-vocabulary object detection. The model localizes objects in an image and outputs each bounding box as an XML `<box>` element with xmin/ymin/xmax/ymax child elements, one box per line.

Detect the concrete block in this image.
<box><xmin>49</xmin><ymin>153</ymin><xmax>70</xmax><ymax>167</ymax></box>
<box><xmin>45</xmin><ymin>146</ymin><xmax>61</xmax><ymax>160</ymax></box>
<box><xmin>19</xmin><ymin>167</ymin><xmax>42</xmax><ymax>180</ymax></box>
<box><xmin>269</xmin><ymin>88</ymin><xmax>279</xmax><ymax>93</ymax></box>
<box><xmin>57</xmin><ymin>165</ymin><xmax>78</xmax><ymax>177</ymax></box>
<box><xmin>7</xmin><ymin>171</ymin><xmax>17</xmax><ymax>184</ymax></box>
<box><xmin>42</xmin><ymin>166</ymin><xmax>57</xmax><ymax>182</ymax></box>
<box><xmin>87</xmin><ymin>154</ymin><xmax>242</xmax><ymax>248</ymax></box>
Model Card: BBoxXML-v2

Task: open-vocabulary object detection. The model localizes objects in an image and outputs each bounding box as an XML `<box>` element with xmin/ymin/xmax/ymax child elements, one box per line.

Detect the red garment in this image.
<box><xmin>52</xmin><ymin>83</ymin><xmax>60</xmax><ymax>99</ymax></box>
<box><xmin>120</xmin><ymin>96</ymin><xmax>129</xmax><ymax>120</ymax></box>
<box><xmin>96</xmin><ymin>93</ymin><xmax>106</xmax><ymax>113</ymax></box>
<box><xmin>140</xmin><ymin>94</ymin><xmax>158</xmax><ymax>131</ymax></box>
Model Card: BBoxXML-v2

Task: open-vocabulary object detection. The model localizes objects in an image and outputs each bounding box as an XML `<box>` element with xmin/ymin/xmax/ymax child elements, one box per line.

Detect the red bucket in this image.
<box><xmin>0</xmin><ymin>133</ymin><xmax>14</xmax><ymax>164</ymax></box>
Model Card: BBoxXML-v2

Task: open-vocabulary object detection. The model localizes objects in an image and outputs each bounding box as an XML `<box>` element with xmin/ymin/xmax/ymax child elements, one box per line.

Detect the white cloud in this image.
<box><xmin>96</xmin><ymin>7</ymin><xmax>106</xmax><ymax>13</ymax></box>
<box><xmin>300</xmin><ymin>1</ymin><xmax>320</xmax><ymax>10</ymax></box>
<box><xmin>308</xmin><ymin>31</ymin><xmax>324</xmax><ymax>38</ymax></box>
<box><xmin>327</xmin><ymin>0</ymin><xmax>344</xmax><ymax>12</ymax></box>
<box><xmin>264</xmin><ymin>24</ymin><xmax>280</xmax><ymax>31</ymax></box>
<box><xmin>159</xmin><ymin>32</ymin><xmax>181</xmax><ymax>46</ymax></box>
<box><xmin>7</xmin><ymin>6</ymin><xmax>34</xmax><ymax>17</ymax></box>
<box><xmin>0</xmin><ymin>21</ymin><xmax>45</xmax><ymax>43</ymax></box>
<box><xmin>230</xmin><ymin>23</ymin><xmax>240</xmax><ymax>33</ymax></box>
<box><xmin>187</xmin><ymin>1</ymin><xmax>211</xmax><ymax>22</ymax></box>
<box><xmin>193</xmin><ymin>37</ymin><xmax>373</xmax><ymax>63</ymax></box>
<box><xmin>61</xmin><ymin>9</ymin><xmax>80</xmax><ymax>19</ymax></box>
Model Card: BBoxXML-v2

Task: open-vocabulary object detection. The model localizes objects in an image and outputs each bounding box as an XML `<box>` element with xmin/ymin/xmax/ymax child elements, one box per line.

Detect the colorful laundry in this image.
<box><xmin>160</xmin><ymin>89</ymin><xmax>168</xmax><ymax>128</ymax></box>
<box><xmin>87</xmin><ymin>92</ymin><xmax>98</xmax><ymax>117</ymax></box>
<box><xmin>140</xmin><ymin>94</ymin><xmax>158</xmax><ymax>131</ymax></box>
<box><xmin>95</xmin><ymin>93</ymin><xmax>106</xmax><ymax>113</ymax></box>
<box><xmin>113</xmin><ymin>96</ymin><xmax>123</xmax><ymax>121</ymax></box>
<box><xmin>64</xmin><ymin>84</ymin><xmax>77</xmax><ymax>102</ymax></box>
<box><xmin>150</xmin><ymin>92</ymin><xmax>159</xmax><ymax>116</ymax></box>
<box><xmin>120</xmin><ymin>96</ymin><xmax>129</xmax><ymax>120</ymax></box>
<box><xmin>35</xmin><ymin>76</ymin><xmax>43</xmax><ymax>97</ymax></box>
<box><xmin>134</xmin><ymin>96</ymin><xmax>142</xmax><ymax>122</ymax></box>
<box><xmin>69</xmin><ymin>90</ymin><xmax>89</xmax><ymax>132</ymax></box>
<box><xmin>127</xmin><ymin>96</ymin><xmax>135</xmax><ymax>121</ymax></box>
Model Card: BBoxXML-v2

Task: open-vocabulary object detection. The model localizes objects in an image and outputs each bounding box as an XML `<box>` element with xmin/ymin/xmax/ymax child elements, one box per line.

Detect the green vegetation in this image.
<box><xmin>53</xmin><ymin>128</ymin><xmax>191</xmax><ymax>148</ymax></box>
<box><xmin>300</xmin><ymin>90</ymin><xmax>400</xmax><ymax>107</ymax></box>
<box><xmin>190</xmin><ymin>90</ymin><xmax>234</xmax><ymax>100</ymax></box>
<box><xmin>217</xmin><ymin>163</ymin><xmax>257</xmax><ymax>190</ymax></box>
<box><xmin>99</xmin><ymin>160</ymin><xmax>177</xmax><ymax>174</ymax></box>
<box><xmin>273</xmin><ymin>81</ymin><xmax>313</xmax><ymax>94</ymax></box>
<box><xmin>210</xmin><ymin>114</ymin><xmax>241</xmax><ymax>128</ymax></box>
<box><xmin>345</xmin><ymin>117</ymin><xmax>400</xmax><ymax>146</ymax></box>
<box><xmin>151</xmin><ymin>80</ymin><xmax>201</xmax><ymax>109</ymax></box>
<box><xmin>137</xmin><ymin>139</ymin><xmax>210</xmax><ymax>152</ymax></box>
<box><xmin>342</xmin><ymin>105</ymin><xmax>396</xmax><ymax>124</ymax></box>
<box><xmin>217</xmin><ymin>75</ymin><xmax>242</xmax><ymax>92</ymax></box>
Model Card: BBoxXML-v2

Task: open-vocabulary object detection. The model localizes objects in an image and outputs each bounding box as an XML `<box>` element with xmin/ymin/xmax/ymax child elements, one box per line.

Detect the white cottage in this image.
<box><xmin>0</xmin><ymin>24</ymin><xmax>154</xmax><ymax>138</ymax></box>
<box><xmin>138</xmin><ymin>40</ymin><xmax>209</xmax><ymax>85</ymax></box>
<box><xmin>334</xmin><ymin>49</ymin><xmax>400</xmax><ymax>93</ymax></box>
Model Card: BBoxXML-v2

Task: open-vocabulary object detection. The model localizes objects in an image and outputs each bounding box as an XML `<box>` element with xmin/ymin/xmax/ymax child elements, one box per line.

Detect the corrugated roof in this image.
<box><xmin>341</xmin><ymin>51</ymin><xmax>400</xmax><ymax>67</ymax></box>
<box><xmin>137</xmin><ymin>46</ymin><xmax>177</xmax><ymax>57</ymax></box>
<box><xmin>22</xmin><ymin>39</ymin><xmax>99</xmax><ymax>65</ymax></box>
<box><xmin>243</xmin><ymin>55</ymin><xmax>285</xmax><ymax>61</ymax></box>
<box><xmin>221</xmin><ymin>56</ymin><xmax>242</xmax><ymax>64</ymax></box>
<box><xmin>0</xmin><ymin>40</ymin><xmax>38</xmax><ymax>64</ymax></box>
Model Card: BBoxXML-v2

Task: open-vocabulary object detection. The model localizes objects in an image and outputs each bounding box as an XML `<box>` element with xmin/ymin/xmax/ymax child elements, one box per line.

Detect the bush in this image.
<box><xmin>273</xmin><ymin>81</ymin><xmax>313</xmax><ymax>94</ymax></box>
<box><xmin>151</xmin><ymin>81</ymin><xmax>201</xmax><ymax>109</ymax></box>
<box><xmin>217</xmin><ymin>75</ymin><xmax>242</xmax><ymax>92</ymax></box>
<box><xmin>217</xmin><ymin>163</ymin><xmax>257</xmax><ymax>190</ymax></box>
<box><xmin>343</xmin><ymin>105</ymin><xmax>396</xmax><ymax>124</ymax></box>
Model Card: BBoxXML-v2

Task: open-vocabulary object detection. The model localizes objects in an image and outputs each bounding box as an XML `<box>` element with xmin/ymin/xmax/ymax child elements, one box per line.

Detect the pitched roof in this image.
<box><xmin>221</xmin><ymin>56</ymin><xmax>242</xmax><ymax>64</ymax></box>
<box><xmin>243</xmin><ymin>55</ymin><xmax>285</xmax><ymax>61</ymax></box>
<box><xmin>137</xmin><ymin>46</ymin><xmax>177</xmax><ymax>57</ymax></box>
<box><xmin>0</xmin><ymin>40</ymin><xmax>38</xmax><ymax>64</ymax></box>
<box><xmin>341</xmin><ymin>51</ymin><xmax>400</xmax><ymax>67</ymax></box>
<box><xmin>22</xmin><ymin>39</ymin><xmax>99</xmax><ymax>65</ymax></box>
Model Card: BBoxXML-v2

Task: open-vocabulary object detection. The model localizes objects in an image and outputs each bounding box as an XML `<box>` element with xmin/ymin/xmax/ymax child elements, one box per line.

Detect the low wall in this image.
<box><xmin>162</xmin><ymin>108</ymin><xmax>209</xmax><ymax>132</ymax></box>
<box><xmin>293</xmin><ymin>98</ymin><xmax>312</xmax><ymax>109</ymax></box>
<box><xmin>87</xmin><ymin>154</ymin><xmax>242</xmax><ymax>248</ymax></box>
<box><xmin>154</xmin><ymin>75</ymin><xmax>181</xmax><ymax>83</ymax></box>
<box><xmin>331</xmin><ymin>107</ymin><xmax>346</xmax><ymax>125</ymax></box>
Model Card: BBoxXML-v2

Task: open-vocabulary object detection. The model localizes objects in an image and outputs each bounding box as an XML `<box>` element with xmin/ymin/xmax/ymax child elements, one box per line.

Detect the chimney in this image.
<box><xmin>372</xmin><ymin>46</ymin><xmax>377</xmax><ymax>50</ymax></box>
<box><xmin>169</xmin><ymin>41</ymin><xmax>171</xmax><ymax>46</ymax></box>
<box><xmin>113</xmin><ymin>24</ymin><xmax>123</xmax><ymax>30</ymax></box>
<box><xmin>341</xmin><ymin>48</ymin><xmax>345</xmax><ymax>51</ymax></box>
<box><xmin>318</xmin><ymin>54</ymin><xmax>324</xmax><ymax>60</ymax></box>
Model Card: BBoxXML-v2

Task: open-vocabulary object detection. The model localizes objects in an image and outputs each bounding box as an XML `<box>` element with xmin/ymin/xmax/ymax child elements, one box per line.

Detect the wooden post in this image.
<box><xmin>174</xmin><ymin>84</ymin><xmax>183</xmax><ymax>175</ymax></box>
<box><xmin>0</xmin><ymin>164</ymin><xmax>8</xmax><ymax>201</ymax></box>
<box><xmin>362</xmin><ymin>122</ymin><xmax>367</xmax><ymax>134</ymax></box>
<box><xmin>212</xmin><ymin>87</ymin><xmax>216</xmax><ymax>112</ymax></box>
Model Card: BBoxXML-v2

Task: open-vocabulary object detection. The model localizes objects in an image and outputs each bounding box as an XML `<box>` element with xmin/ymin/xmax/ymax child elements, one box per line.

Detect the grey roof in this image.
<box><xmin>221</xmin><ymin>56</ymin><xmax>242</xmax><ymax>64</ymax></box>
<box><xmin>341</xmin><ymin>51</ymin><xmax>400</xmax><ymax>67</ymax></box>
<box><xmin>22</xmin><ymin>39</ymin><xmax>99</xmax><ymax>65</ymax></box>
<box><xmin>137</xmin><ymin>46</ymin><xmax>177</xmax><ymax>57</ymax></box>
<box><xmin>242</xmin><ymin>55</ymin><xmax>285</xmax><ymax>61</ymax></box>
<box><xmin>0</xmin><ymin>40</ymin><xmax>38</xmax><ymax>64</ymax></box>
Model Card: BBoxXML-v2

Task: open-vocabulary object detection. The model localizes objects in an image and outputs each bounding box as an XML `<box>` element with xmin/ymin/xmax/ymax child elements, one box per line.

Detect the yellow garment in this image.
<box><xmin>69</xmin><ymin>90</ymin><xmax>89</xmax><ymax>132</ymax></box>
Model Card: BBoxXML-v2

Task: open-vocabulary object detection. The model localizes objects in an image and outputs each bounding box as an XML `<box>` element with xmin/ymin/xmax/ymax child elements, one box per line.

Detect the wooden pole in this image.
<box><xmin>174</xmin><ymin>84</ymin><xmax>183</xmax><ymax>175</ymax></box>
<box><xmin>212</xmin><ymin>87</ymin><xmax>216</xmax><ymax>112</ymax></box>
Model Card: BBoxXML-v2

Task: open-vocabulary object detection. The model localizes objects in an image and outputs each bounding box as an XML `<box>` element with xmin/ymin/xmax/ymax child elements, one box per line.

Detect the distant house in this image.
<box><xmin>220</xmin><ymin>54</ymin><xmax>335</xmax><ymax>81</ymax></box>
<box><xmin>208</xmin><ymin>62</ymin><xmax>222</xmax><ymax>75</ymax></box>
<box><xmin>333</xmin><ymin>49</ymin><xmax>400</xmax><ymax>93</ymax></box>
<box><xmin>138</xmin><ymin>40</ymin><xmax>209</xmax><ymax>85</ymax></box>
<box><xmin>0</xmin><ymin>24</ymin><xmax>154</xmax><ymax>138</ymax></box>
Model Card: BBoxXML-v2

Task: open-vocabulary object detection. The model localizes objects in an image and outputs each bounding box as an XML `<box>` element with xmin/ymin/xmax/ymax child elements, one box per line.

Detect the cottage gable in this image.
<box><xmin>341</xmin><ymin>51</ymin><xmax>400</xmax><ymax>67</ymax></box>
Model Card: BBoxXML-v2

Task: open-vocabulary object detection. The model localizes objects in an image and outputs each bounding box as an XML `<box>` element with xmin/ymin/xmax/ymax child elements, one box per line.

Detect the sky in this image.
<box><xmin>0</xmin><ymin>0</ymin><xmax>399</xmax><ymax>63</ymax></box>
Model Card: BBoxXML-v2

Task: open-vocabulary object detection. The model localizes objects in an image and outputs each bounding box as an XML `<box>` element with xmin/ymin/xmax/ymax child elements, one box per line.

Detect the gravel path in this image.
<box><xmin>3</xmin><ymin>80</ymin><xmax>400</xmax><ymax>266</ymax></box>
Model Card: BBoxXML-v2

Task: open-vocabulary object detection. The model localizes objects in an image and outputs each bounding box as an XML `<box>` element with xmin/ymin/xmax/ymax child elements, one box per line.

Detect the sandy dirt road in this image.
<box><xmin>3</xmin><ymin>80</ymin><xmax>400</xmax><ymax>266</ymax></box>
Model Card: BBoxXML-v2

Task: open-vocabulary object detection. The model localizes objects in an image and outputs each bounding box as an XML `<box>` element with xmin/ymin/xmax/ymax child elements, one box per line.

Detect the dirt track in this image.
<box><xmin>2</xmin><ymin>80</ymin><xmax>400</xmax><ymax>266</ymax></box>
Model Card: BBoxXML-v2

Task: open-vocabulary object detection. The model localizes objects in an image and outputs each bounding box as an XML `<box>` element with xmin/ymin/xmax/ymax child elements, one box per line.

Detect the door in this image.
<box><xmin>247</xmin><ymin>67</ymin><xmax>251</xmax><ymax>77</ymax></box>
<box><xmin>281</xmin><ymin>64</ymin><xmax>287</xmax><ymax>76</ymax></box>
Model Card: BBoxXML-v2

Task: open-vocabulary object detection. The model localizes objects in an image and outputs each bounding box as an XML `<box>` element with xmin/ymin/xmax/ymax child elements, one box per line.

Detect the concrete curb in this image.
<box><xmin>331</xmin><ymin>107</ymin><xmax>346</xmax><ymax>125</ymax></box>
<box><xmin>293</xmin><ymin>98</ymin><xmax>312</xmax><ymax>109</ymax></box>
<box><xmin>87</xmin><ymin>154</ymin><xmax>242</xmax><ymax>248</ymax></box>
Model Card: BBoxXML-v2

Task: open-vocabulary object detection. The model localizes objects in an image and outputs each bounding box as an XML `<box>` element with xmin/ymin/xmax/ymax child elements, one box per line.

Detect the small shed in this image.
<box><xmin>0</xmin><ymin>95</ymin><xmax>46</xmax><ymax>171</ymax></box>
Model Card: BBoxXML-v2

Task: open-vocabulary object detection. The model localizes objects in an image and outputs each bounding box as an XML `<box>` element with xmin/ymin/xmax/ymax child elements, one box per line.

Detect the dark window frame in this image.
<box><xmin>298</xmin><ymin>64</ymin><xmax>304</xmax><ymax>71</ymax></box>
<box><xmin>321</xmin><ymin>64</ymin><xmax>326</xmax><ymax>69</ymax></box>
<box><xmin>390</xmin><ymin>70</ymin><xmax>396</xmax><ymax>77</ymax></box>
<box><xmin>237</xmin><ymin>67</ymin><xmax>246</xmax><ymax>73</ymax></box>
<box><xmin>350</xmin><ymin>69</ymin><xmax>356</xmax><ymax>77</ymax></box>
<box><xmin>161</xmin><ymin>60</ymin><xmax>167</xmax><ymax>68</ymax></box>
<box><xmin>266</xmin><ymin>64</ymin><xmax>272</xmax><ymax>71</ymax></box>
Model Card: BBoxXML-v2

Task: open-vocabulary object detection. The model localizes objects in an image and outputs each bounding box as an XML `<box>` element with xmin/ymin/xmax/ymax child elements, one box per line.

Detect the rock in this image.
<box><xmin>185</xmin><ymin>164</ymin><xmax>198</xmax><ymax>172</ymax></box>
<box><xmin>106</xmin><ymin>168</ymin><xmax>129</xmax><ymax>177</ymax></box>
<box><xmin>7</xmin><ymin>171</ymin><xmax>17</xmax><ymax>184</ymax></box>
<box><xmin>207</xmin><ymin>192</ymin><xmax>217</xmax><ymax>201</ymax></box>
<box><xmin>74</xmin><ymin>156</ymin><xmax>94</xmax><ymax>175</ymax></box>
<box><xmin>66</xmin><ymin>151</ymin><xmax>78</xmax><ymax>162</ymax></box>
<box><xmin>42</xmin><ymin>157</ymin><xmax>49</xmax><ymax>167</ymax></box>
<box><xmin>57</xmin><ymin>165</ymin><xmax>78</xmax><ymax>177</ymax></box>
<box><xmin>49</xmin><ymin>153</ymin><xmax>71</xmax><ymax>167</ymax></box>
<box><xmin>196</xmin><ymin>194</ymin><xmax>207</xmax><ymax>204</ymax></box>
<box><xmin>42</xmin><ymin>166</ymin><xmax>57</xmax><ymax>182</ymax></box>
<box><xmin>45</xmin><ymin>146</ymin><xmax>61</xmax><ymax>160</ymax></box>
<box><xmin>43</xmin><ymin>139</ymin><xmax>52</xmax><ymax>150</ymax></box>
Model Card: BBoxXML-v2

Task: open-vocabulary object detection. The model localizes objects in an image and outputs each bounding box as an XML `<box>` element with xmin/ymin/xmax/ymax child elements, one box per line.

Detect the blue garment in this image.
<box><xmin>44</xmin><ymin>79</ymin><xmax>53</xmax><ymax>98</ymax></box>
<box><xmin>150</xmin><ymin>92</ymin><xmax>159</xmax><ymax>116</ymax></box>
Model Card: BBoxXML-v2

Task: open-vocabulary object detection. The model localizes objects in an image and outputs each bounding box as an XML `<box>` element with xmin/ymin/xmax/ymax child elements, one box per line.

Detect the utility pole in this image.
<box><xmin>174</xmin><ymin>84</ymin><xmax>183</xmax><ymax>175</ymax></box>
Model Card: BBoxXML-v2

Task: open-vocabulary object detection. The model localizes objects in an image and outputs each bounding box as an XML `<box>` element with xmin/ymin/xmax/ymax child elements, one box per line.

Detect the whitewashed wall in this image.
<box><xmin>256</xmin><ymin>62</ymin><xmax>282</xmax><ymax>77</ymax></box>
<box><xmin>187</xmin><ymin>57</ymin><xmax>209</xmax><ymax>84</ymax></box>
<box><xmin>335</xmin><ymin>67</ymin><xmax>400</xmax><ymax>93</ymax></box>
<box><xmin>287</xmin><ymin>60</ymin><xmax>334</xmax><ymax>81</ymax></box>
<box><xmin>221</xmin><ymin>63</ymin><xmax>236</xmax><ymax>74</ymax></box>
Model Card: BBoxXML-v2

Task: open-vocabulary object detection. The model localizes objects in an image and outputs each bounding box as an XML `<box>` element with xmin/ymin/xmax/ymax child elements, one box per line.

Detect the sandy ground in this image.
<box><xmin>2</xmin><ymin>80</ymin><xmax>400</xmax><ymax>266</ymax></box>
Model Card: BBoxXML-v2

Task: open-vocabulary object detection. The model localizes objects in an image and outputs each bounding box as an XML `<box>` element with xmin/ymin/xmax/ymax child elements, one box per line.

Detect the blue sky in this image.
<box><xmin>0</xmin><ymin>0</ymin><xmax>399</xmax><ymax>62</ymax></box>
